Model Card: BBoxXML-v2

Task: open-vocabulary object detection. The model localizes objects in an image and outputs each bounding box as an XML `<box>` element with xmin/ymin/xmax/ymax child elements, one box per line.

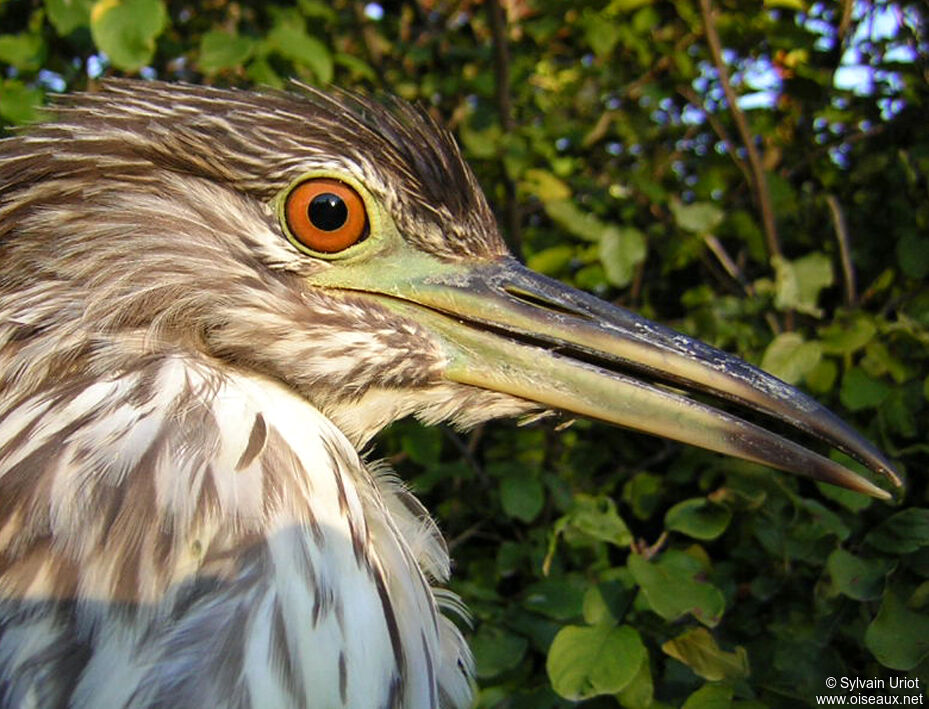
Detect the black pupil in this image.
<box><xmin>308</xmin><ymin>193</ymin><xmax>348</xmax><ymax>231</ymax></box>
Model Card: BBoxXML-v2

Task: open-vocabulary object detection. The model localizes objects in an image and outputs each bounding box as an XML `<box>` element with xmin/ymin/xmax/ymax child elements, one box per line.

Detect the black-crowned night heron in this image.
<box><xmin>0</xmin><ymin>81</ymin><xmax>901</xmax><ymax>708</ymax></box>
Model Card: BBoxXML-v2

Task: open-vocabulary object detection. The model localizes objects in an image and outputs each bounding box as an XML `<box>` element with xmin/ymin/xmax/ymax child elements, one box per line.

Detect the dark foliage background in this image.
<box><xmin>1</xmin><ymin>0</ymin><xmax>927</xmax><ymax>706</ymax></box>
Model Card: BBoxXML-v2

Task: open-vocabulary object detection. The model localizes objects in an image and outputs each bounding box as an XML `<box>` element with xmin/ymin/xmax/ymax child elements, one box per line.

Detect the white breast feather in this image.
<box><xmin>0</xmin><ymin>352</ymin><xmax>472</xmax><ymax>709</ymax></box>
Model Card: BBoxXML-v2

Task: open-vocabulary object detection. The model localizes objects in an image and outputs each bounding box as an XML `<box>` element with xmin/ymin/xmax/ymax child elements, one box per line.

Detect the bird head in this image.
<box><xmin>0</xmin><ymin>80</ymin><xmax>901</xmax><ymax>500</ymax></box>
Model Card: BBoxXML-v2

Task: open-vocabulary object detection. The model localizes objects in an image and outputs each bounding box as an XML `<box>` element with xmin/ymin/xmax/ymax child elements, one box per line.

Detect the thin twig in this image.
<box><xmin>625</xmin><ymin>55</ymin><xmax>673</xmax><ymax>101</ymax></box>
<box><xmin>703</xmin><ymin>234</ymin><xmax>744</xmax><ymax>285</ymax></box>
<box><xmin>631</xmin><ymin>532</ymin><xmax>668</xmax><ymax>560</ymax></box>
<box><xmin>487</xmin><ymin>0</ymin><xmax>523</xmax><ymax>260</ymax></box>
<box><xmin>581</xmin><ymin>109</ymin><xmax>618</xmax><ymax>148</ymax></box>
<box><xmin>448</xmin><ymin>520</ymin><xmax>488</xmax><ymax>552</ymax></box>
<box><xmin>703</xmin><ymin>234</ymin><xmax>780</xmax><ymax>333</ymax></box>
<box><xmin>442</xmin><ymin>428</ymin><xmax>487</xmax><ymax>483</ymax></box>
<box><xmin>838</xmin><ymin>0</ymin><xmax>854</xmax><ymax>41</ymax></box>
<box><xmin>826</xmin><ymin>194</ymin><xmax>857</xmax><ymax>306</ymax></box>
<box><xmin>467</xmin><ymin>423</ymin><xmax>485</xmax><ymax>457</ymax></box>
<box><xmin>623</xmin><ymin>33</ymin><xmax>697</xmax><ymax>102</ymax></box>
<box><xmin>698</xmin><ymin>0</ymin><xmax>781</xmax><ymax>261</ymax></box>
<box><xmin>629</xmin><ymin>260</ymin><xmax>645</xmax><ymax>306</ymax></box>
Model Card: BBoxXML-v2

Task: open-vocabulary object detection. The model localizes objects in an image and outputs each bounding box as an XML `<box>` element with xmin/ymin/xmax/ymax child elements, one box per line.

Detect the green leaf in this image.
<box><xmin>199</xmin><ymin>30</ymin><xmax>256</xmax><ymax>72</ymax></box>
<box><xmin>628</xmin><ymin>551</ymin><xmax>725</xmax><ymax>627</ymax></box>
<box><xmin>574</xmin><ymin>262</ymin><xmax>607</xmax><ymax>290</ymax></box>
<box><xmin>880</xmin><ymin>387</ymin><xmax>919</xmax><ymax>437</ymax></box>
<box><xmin>582</xmin><ymin>581</ymin><xmax>630</xmax><ymax>626</ymax></box>
<box><xmin>297</xmin><ymin>0</ymin><xmax>337</xmax><ymax>20</ymax></box>
<box><xmin>665</xmin><ymin>498</ymin><xmax>732</xmax><ymax>540</ymax></box>
<box><xmin>911</xmin><ymin>581</ymin><xmax>929</xmax><ymax>609</ymax></box>
<box><xmin>521</xmin><ymin>169</ymin><xmax>572</xmax><ymax>202</ymax></box>
<box><xmin>865</xmin><ymin>508</ymin><xmax>929</xmax><ymax>554</ymax></box>
<box><xmin>334</xmin><ymin>53</ymin><xmax>377</xmax><ymax>81</ymax></box>
<box><xmin>622</xmin><ymin>472</ymin><xmax>663</xmax><ymax>520</ymax></box>
<box><xmin>631</xmin><ymin>6</ymin><xmax>659</xmax><ymax>34</ymax></box>
<box><xmin>897</xmin><ymin>232</ymin><xmax>929</xmax><ymax>280</ymax></box>
<box><xmin>767</xmin><ymin>172</ymin><xmax>799</xmax><ymax>217</ymax></box>
<box><xmin>623</xmin><ymin>473</ymin><xmax>663</xmax><ymax>519</ymax></box>
<box><xmin>0</xmin><ymin>34</ymin><xmax>44</xmax><ymax>71</ymax></box>
<box><xmin>582</xmin><ymin>585</ymin><xmax>613</xmax><ymax>626</ymax></box>
<box><xmin>500</xmin><ymin>475</ymin><xmax>544</xmax><ymax>523</ymax></box>
<box><xmin>582</xmin><ymin>11</ymin><xmax>621</xmax><ymax>58</ymax></box>
<box><xmin>681</xmin><ymin>684</ymin><xmax>734</xmax><ymax>709</ymax></box>
<box><xmin>616</xmin><ymin>654</ymin><xmax>654</xmax><ymax>709</ymax></box>
<box><xmin>547</xmin><ymin>624</ymin><xmax>646</xmax><ymax>700</ymax></box>
<box><xmin>563</xmin><ymin>494</ymin><xmax>633</xmax><ymax>547</ymax></box>
<box><xmin>607</xmin><ymin>0</ymin><xmax>655</xmax><ymax>12</ymax></box>
<box><xmin>459</xmin><ymin>120</ymin><xmax>502</xmax><ymax>159</ymax></box>
<box><xmin>524</xmin><ymin>577</ymin><xmax>587</xmax><ymax>620</ymax></box>
<box><xmin>727</xmin><ymin>209</ymin><xmax>766</xmax><ymax>263</ymax></box>
<box><xmin>45</xmin><ymin>0</ymin><xmax>95</xmax><ymax>34</ymax></box>
<box><xmin>0</xmin><ymin>80</ymin><xmax>44</xmax><ymax>125</ymax></box>
<box><xmin>471</xmin><ymin>624</ymin><xmax>528</xmax><ymax>678</ymax></box>
<box><xmin>527</xmin><ymin>245</ymin><xmax>574</xmax><ymax>276</ymax></box>
<box><xmin>826</xmin><ymin>548</ymin><xmax>895</xmax><ymax>601</ymax></box>
<box><xmin>266</xmin><ymin>20</ymin><xmax>333</xmax><ymax>83</ymax></box>
<box><xmin>544</xmin><ymin>200</ymin><xmax>607</xmax><ymax>242</ymax></box>
<box><xmin>600</xmin><ymin>226</ymin><xmax>646</xmax><ymax>288</ymax></box>
<box><xmin>760</xmin><ymin>332</ymin><xmax>822</xmax><ymax>385</ymax></box>
<box><xmin>661</xmin><ymin>626</ymin><xmax>750</xmax><ymax>681</ymax></box>
<box><xmin>772</xmin><ymin>252</ymin><xmax>834</xmax><ymax>317</ymax></box>
<box><xmin>839</xmin><ymin>367</ymin><xmax>892</xmax><ymax>411</ymax></box>
<box><xmin>862</xmin><ymin>340</ymin><xmax>909</xmax><ymax>383</ymax></box>
<box><xmin>805</xmin><ymin>358</ymin><xmax>838</xmax><ymax>394</ymax></box>
<box><xmin>495</xmin><ymin>540</ymin><xmax>524</xmax><ymax>576</ymax></box>
<box><xmin>799</xmin><ymin>499</ymin><xmax>850</xmax><ymax>542</ymax></box>
<box><xmin>400</xmin><ymin>426</ymin><xmax>442</xmax><ymax>465</ymax></box>
<box><xmin>764</xmin><ymin>0</ymin><xmax>805</xmax><ymax>9</ymax></box>
<box><xmin>670</xmin><ymin>200</ymin><xmax>724</xmax><ymax>234</ymax></box>
<box><xmin>818</xmin><ymin>316</ymin><xmax>877</xmax><ymax>355</ymax></box>
<box><xmin>865</xmin><ymin>589</ymin><xmax>929</xmax><ymax>670</ymax></box>
<box><xmin>90</xmin><ymin>0</ymin><xmax>167</xmax><ymax>72</ymax></box>
<box><xmin>246</xmin><ymin>57</ymin><xmax>283</xmax><ymax>89</ymax></box>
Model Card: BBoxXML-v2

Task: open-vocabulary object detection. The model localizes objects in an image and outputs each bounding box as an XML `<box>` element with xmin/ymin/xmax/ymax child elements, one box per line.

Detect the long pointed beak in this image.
<box><xmin>318</xmin><ymin>255</ymin><xmax>902</xmax><ymax>500</ymax></box>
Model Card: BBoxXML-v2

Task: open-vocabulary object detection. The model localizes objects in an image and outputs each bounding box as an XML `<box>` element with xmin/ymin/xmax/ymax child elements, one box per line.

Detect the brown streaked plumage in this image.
<box><xmin>0</xmin><ymin>80</ymin><xmax>901</xmax><ymax>709</ymax></box>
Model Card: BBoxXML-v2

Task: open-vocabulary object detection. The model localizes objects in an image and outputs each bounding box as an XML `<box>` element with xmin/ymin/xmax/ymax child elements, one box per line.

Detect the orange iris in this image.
<box><xmin>284</xmin><ymin>178</ymin><xmax>367</xmax><ymax>253</ymax></box>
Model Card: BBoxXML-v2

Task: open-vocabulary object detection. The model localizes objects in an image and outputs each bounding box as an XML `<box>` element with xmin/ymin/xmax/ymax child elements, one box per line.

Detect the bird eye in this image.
<box><xmin>284</xmin><ymin>178</ymin><xmax>368</xmax><ymax>253</ymax></box>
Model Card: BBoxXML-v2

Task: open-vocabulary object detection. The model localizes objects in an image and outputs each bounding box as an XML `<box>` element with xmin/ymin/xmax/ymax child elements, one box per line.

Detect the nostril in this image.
<box><xmin>502</xmin><ymin>286</ymin><xmax>594</xmax><ymax>320</ymax></box>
